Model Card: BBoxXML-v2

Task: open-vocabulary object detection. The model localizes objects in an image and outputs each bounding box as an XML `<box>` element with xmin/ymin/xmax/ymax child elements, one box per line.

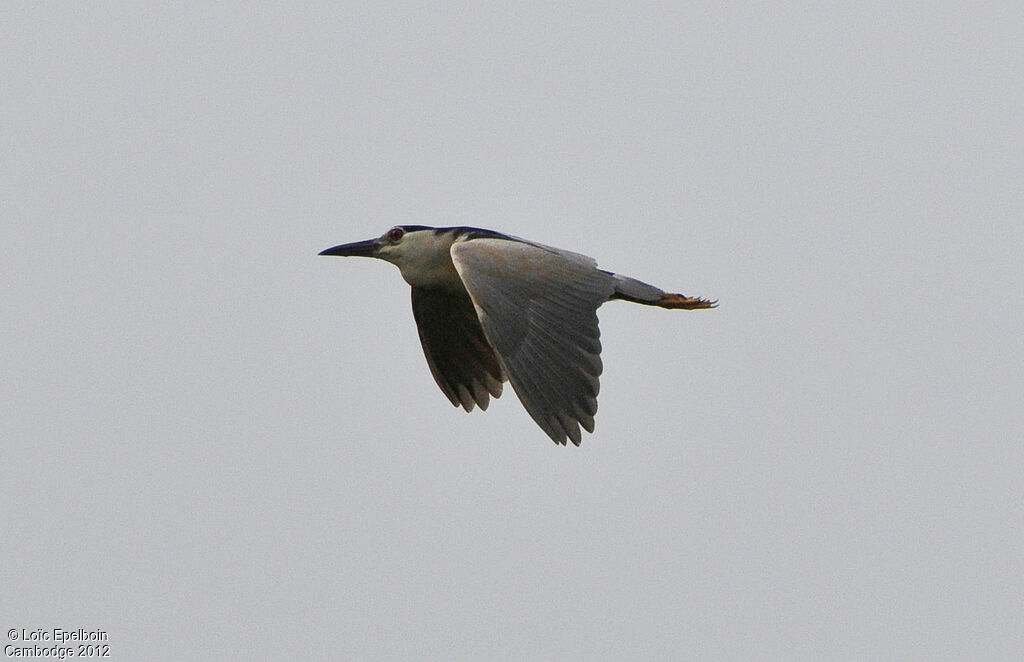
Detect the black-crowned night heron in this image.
<box><xmin>320</xmin><ymin>226</ymin><xmax>715</xmax><ymax>446</ymax></box>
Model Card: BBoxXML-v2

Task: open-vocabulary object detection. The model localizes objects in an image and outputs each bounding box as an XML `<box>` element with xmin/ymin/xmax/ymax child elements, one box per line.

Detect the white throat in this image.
<box><xmin>385</xmin><ymin>231</ymin><xmax>463</xmax><ymax>289</ymax></box>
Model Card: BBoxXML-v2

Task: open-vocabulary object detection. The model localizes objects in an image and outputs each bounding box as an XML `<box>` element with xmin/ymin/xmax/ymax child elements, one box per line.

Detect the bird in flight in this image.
<box><xmin>320</xmin><ymin>226</ymin><xmax>715</xmax><ymax>445</ymax></box>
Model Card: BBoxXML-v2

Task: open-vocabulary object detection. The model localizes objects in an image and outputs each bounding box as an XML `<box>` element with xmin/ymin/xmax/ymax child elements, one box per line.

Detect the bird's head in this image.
<box><xmin>319</xmin><ymin>225</ymin><xmax>463</xmax><ymax>288</ymax></box>
<box><xmin>319</xmin><ymin>225</ymin><xmax>427</xmax><ymax>261</ymax></box>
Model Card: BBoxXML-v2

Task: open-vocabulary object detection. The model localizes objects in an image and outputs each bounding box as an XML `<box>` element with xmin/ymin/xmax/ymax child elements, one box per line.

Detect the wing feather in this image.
<box><xmin>411</xmin><ymin>287</ymin><xmax>505</xmax><ymax>412</ymax></box>
<box><xmin>450</xmin><ymin>238</ymin><xmax>616</xmax><ymax>445</ymax></box>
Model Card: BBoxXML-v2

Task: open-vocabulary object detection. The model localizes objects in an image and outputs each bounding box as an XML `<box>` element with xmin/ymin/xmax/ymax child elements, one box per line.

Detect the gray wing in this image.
<box><xmin>411</xmin><ymin>287</ymin><xmax>505</xmax><ymax>412</ymax></box>
<box><xmin>450</xmin><ymin>238</ymin><xmax>617</xmax><ymax>445</ymax></box>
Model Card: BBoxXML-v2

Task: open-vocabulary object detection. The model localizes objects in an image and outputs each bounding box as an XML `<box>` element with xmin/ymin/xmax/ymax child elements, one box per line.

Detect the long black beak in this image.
<box><xmin>318</xmin><ymin>239</ymin><xmax>379</xmax><ymax>257</ymax></box>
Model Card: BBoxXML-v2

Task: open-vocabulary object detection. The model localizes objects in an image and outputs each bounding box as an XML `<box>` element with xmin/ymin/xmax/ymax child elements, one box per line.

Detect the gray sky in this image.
<box><xmin>3</xmin><ymin>2</ymin><xmax>1022</xmax><ymax>660</ymax></box>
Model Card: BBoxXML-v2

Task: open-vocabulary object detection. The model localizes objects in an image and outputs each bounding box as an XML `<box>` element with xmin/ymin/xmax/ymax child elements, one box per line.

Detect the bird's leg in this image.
<box><xmin>654</xmin><ymin>293</ymin><xmax>718</xmax><ymax>309</ymax></box>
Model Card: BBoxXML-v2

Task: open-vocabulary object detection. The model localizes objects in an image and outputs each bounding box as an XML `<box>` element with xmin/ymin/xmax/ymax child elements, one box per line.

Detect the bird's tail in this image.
<box><xmin>607</xmin><ymin>273</ymin><xmax>717</xmax><ymax>309</ymax></box>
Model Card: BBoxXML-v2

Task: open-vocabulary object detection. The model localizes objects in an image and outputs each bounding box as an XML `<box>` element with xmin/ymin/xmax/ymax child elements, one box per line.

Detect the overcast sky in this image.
<box><xmin>3</xmin><ymin>3</ymin><xmax>1022</xmax><ymax>660</ymax></box>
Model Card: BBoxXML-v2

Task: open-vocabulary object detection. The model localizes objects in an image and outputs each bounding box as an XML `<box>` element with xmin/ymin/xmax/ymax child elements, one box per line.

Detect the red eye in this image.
<box><xmin>387</xmin><ymin>227</ymin><xmax>404</xmax><ymax>241</ymax></box>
